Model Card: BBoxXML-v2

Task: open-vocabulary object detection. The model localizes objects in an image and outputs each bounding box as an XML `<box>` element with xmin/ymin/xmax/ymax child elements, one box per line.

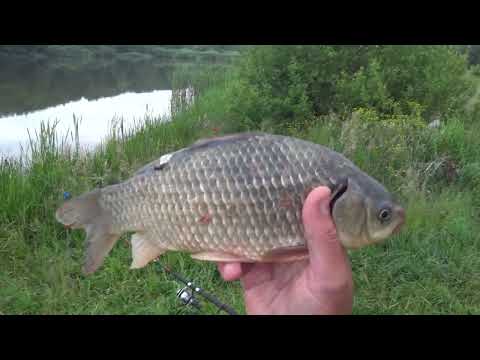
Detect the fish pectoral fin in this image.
<box><xmin>190</xmin><ymin>251</ymin><xmax>254</xmax><ymax>262</ymax></box>
<box><xmin>130</xmin><ymin>233</ymin><xmax>166</xmax><ymax>269</ymax></box>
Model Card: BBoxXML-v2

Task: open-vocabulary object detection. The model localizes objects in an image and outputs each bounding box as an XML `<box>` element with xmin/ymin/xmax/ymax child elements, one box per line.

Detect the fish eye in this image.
<box><xmin>378</xmin><ymin>208</ymin><xmax>392</xmax><ymax>223</ymax></box>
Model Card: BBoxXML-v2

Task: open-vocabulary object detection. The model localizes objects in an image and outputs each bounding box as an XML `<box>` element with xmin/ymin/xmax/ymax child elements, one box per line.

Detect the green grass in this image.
<box><xmin>1</xmin><ymin>68</ymin><xmax>480</xmax><ymax>315</ymax></box>
<box><xmin>351</xmin><ymin>190</ymin><xmax>480</xmax><ymax>314</ymax></box>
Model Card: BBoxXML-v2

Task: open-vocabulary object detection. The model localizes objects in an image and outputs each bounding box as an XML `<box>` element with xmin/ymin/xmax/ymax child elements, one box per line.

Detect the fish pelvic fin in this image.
<box><xmin>55</xmin><ymin>189</ymin><xmax>120</xmax><ymax>275</ymax></box>
<box><xmin>130</xmin><ymin>233</ymin><xmax>166</xmax><ymax>269</ymax></box>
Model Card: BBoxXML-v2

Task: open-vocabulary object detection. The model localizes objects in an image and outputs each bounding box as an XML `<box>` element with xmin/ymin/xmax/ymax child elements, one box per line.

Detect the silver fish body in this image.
<box><xmin>56</xmin><ymin>132</ymin><xmax>405</xmax><ymax>274</ymax></box>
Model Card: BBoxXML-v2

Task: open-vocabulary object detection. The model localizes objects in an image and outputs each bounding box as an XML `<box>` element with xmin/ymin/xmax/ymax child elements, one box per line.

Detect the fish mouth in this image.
<box><xmin>329</xmin><ymin>177</ymin><xmax>349</xmax><ymax>216</ymax></box>
<box><xmin>392</xmin><ymin>223</ymin><xmax>403</xmax><ymax>235</ymax></box>
<box><xmin>392</xmin><ymin>215</ymin><xmax>405</xmax><ymax>235</ymax></box>
<box><xmin>391</xmin><ymin>206</ymin><xmax>406</xmax><ymax>235</ymax></box>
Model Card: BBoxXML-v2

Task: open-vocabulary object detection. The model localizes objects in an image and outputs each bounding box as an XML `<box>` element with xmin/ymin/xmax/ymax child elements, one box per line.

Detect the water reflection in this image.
<box><xmin>0</xmin><ymin>90</ymin><xmax>172</xmax><ymax>158</ymax></box>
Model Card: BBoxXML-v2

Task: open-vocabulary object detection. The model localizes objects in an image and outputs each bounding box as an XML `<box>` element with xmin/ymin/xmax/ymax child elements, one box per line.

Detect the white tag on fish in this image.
<box><xmin>159</xmin><ymin>152</ymin><xmax>174</xmax><ymax>165</ymax></box>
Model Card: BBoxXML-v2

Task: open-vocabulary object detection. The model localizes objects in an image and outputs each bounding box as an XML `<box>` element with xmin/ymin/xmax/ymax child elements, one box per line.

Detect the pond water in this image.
<box><xmin>0</xmin><ymin>52</ymin><xmax>190</xmax><ymax>159</ymax></box>
<box><xmin>0</xmin><ymin>50</ymin><xmax>212</xmax><ymax>160</ymax></box>
<box><xmin>0</xmin><ymin>89</ymin><xmax>173</xmax><ymax>158</ymax></box>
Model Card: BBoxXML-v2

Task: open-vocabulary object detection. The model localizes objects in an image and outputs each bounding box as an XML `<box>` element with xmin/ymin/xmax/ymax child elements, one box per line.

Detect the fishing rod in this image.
<box><xmin>153</xmin><ymin>259</ymin><xmax>238</xmax><ymax>315</ymax></box>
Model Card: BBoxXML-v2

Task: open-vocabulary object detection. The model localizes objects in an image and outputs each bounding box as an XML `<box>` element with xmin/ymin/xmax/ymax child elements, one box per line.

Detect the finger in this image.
<box><xmin>302</xmin><ymin>186</ymin><xmax>351</xmax><ymax>279</ymax></box>
<box><xmin>217</xmin><ymin>262</ymin><xmax>243</xmax><ymax>281</ymax></box>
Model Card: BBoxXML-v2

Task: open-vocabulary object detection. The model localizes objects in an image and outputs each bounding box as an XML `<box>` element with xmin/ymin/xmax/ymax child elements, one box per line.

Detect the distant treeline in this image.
<box><xmin>0</xmin><ymin>45</ymin><xmax>245</xmax><ymax>116</ymax></box>
<box><xmin>0</xmin><ymin>45</ymin><xmax>244</xmax><ymax>70</ymax></box>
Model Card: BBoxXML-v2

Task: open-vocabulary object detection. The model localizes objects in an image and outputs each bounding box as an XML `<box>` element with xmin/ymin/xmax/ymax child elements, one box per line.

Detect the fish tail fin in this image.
<box><xmin>55</xmin><ymin>189</ymin><xmax>120</xmax><ymax>275</ymax></box>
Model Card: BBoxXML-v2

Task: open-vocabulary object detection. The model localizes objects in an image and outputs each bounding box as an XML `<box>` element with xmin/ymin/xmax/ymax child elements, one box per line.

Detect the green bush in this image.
<box><xmin>226</xmin><ymin>45</ymin><xmax>371</xmax><ymax>127</ymax></box>
<box><xmin>225</xmin><ymin>45</ymin><xmax>474</xmax><ymax>129</ymax></box>
<box><xmin>338</xmin><ymin>106</ymin><xmax>428</xmax><ymax>189</ymax></box>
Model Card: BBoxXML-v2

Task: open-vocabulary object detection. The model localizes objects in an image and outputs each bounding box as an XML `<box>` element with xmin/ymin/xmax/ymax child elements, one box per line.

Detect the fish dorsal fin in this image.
<box><xmin>190</xmin><ymin>132</ymin><xmax>265</xmax><ymax>150</ymax></box>
<box><xmin>172</xmin><ymin>132</ymin><xmax>266</xmax><ymax>163</ymax></box>
<box><xmin>133</xmin><ymin>148</ymin><xmax>187</xmax><ymax>176</ymax></box>
<box><xmin>133</xmin><ymin>132</ymin><xmax>265</xmax><ymax>176</ymax></box>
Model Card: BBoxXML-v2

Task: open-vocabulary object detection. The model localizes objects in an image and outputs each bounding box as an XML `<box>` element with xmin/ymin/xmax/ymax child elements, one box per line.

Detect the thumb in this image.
<box><xmin>302</xmin><ymin>186</ymin><xmax>351</xmax><ymax>282</ymax></box>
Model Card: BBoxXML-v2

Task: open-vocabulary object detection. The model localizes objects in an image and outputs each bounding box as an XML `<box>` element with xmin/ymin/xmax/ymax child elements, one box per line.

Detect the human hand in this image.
<box><xmin>217</xmin><ymin>186</ymin><xmax>354</xmax><ymax>315</ymax></box>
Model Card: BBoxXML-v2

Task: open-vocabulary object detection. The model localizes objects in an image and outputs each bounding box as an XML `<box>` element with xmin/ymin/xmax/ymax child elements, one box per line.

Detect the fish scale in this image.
<box><xmin>164</xmin><ymin>139</ymin><xmax>302</xmax><ymax>256</ymax></box>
